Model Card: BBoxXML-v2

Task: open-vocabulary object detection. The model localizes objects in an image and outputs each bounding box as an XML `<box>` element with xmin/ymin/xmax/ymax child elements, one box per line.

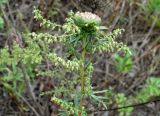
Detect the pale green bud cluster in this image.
<box><xmin>93</xmin><ymin>29</ymin><xmax>131</xmax><ymax>54</ymax></box>
<box><xmin>31</xmin><ymin>32</ymin><xmax>67</xmax><ymax>43</ymax></box>
<box><xmin>63</xmin><ymin>17</ymin><xmax>81</xmax><ymax>34</ymax></box>
<box><xmin>95</xmin><ymin>41</ymin><xmax>129</xmax><ymax>53</ymax></box>
<box><xmin>51</xmin><ymin>96</ymin><xmax>85</xmax><ymax>115</ymax></box>
<box><xmin>85</xmin><ymin>62</ymin><xmax>94</xmax><ymax>96</ymax></box>
<box><xmin>111</xmin><ymin>28</ymin><xmax>125</xmax><ymax>39</ymax></box>
<box><xmin>33</xmin><ymin>7</ymin><xmax>61</xmax><ymax>30</ymax></box>
<box><xmin>47</xmin><ymin>53</ymin><xmax>80</xmax><ymax>71</ymax></box>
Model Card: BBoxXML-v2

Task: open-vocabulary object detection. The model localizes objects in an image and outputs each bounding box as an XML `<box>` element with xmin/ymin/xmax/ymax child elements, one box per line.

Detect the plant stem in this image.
<box><xmin>79</xmin><ymin>37</ymin><xmax>86</xmax><ymax>116</ymax></box>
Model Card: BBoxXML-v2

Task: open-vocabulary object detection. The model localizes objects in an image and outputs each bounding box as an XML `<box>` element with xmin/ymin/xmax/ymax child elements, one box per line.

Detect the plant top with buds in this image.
<box><xmin>31</xmin><ymin>8</ymin><xmax>131</xmax><ymax>115</ymax></box>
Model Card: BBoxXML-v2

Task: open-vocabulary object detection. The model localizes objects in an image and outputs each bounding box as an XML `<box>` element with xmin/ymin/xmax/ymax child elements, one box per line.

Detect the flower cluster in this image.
<box><xmin>75</xmin><ymin>12</ymin><xmax>101</xmax><ymax>24</ymax></box>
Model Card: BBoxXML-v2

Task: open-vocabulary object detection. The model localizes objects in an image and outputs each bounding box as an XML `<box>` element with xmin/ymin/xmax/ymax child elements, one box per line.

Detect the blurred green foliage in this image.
<box><xmin>0</xmin><ymin>0</ymin><xmax>7</xmax><ymax>4</ymax></box>
<box><xmin>0</xmin><ymin>32</ymin><xmax>43</xmax><ymax>110</ymax></box>
<box><xmin>0</xmin><ymin>45</ymin><xmax>25</xmax><ymax>100</ymax></box>
<box><xmin>0</xmin><ymin>16</ymin><xmax>4</xmax><ymax>29</ymax></box>
<box><xmin>0</xmin><ymin>0</ymin><xmax>7</xmax><ymax>29</ymax></box>
<box><xmin>115</xmin><ymin>77</ymin><xmax>160</xmax><ymax>115</ymax></box>
<box><xmin>113</xmin><ymin>52</ymin><xmax>133</xmax><ymax>73</ymax></box>
<box><xmin>144</xmin><ymin>0</ymin><xmax>160</xmax><ymax>15</ymax></box>
<box><xmin>136</xmin><ymin>77</ymin><xmax>160</xmax><ymax>102</ymax></box>
<box><xmin>116</xmin><ymin>93</ymin><xmax>133</xmax><ymax>116</ymax></box>
<box><xmin>143</xmin><ymin>0</ymin><xmax>160</xmax><ymax>27</ymax></box>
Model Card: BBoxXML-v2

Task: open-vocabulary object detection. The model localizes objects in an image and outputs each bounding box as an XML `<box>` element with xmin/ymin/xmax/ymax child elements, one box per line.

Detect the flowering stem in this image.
<box><xmin>79</xmin><ymin>36</ymin><xmax>86</xmax><ymax>116</ymax></box>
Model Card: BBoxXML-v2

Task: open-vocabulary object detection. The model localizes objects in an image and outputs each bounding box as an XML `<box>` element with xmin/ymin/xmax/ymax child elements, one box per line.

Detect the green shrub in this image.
<box><xmin>116</xmin><ymin>93</ymin><xmax>133</xmax><ymax>116</ymax></box>
<box><xmin>32</xmin><ymin>8</ymin><xmax>131</xmax><ymax>115</ymax></box>
<box><xmin>115</xmin><ymin>77</ymin><xmax>160</xmax><ymax>116</ymax></box>
<box><xmin>113</xmin><ymin>52</ymin><xmax>133</xmax><ymax>73</ymax></box>
<box><xmin>0</xmin><ymin>7</ymin><xmax>131</xmax><ymax>115</ymax></box>
<box><xmin>136</xmin><ymin>77</ymin><xmax>160</xmax><ymax>102</ymax></box>
<box><xmin>144</xmin><ymin>0</ymin><xmax>160</xmax><ymax>15</ymax></box>
<box><xmin>143</xmin><ymin>0</ymin><xmax>160</xmax><ymax>27</ymax></box>
<box><xmin>0</xmin><ymin>0</ymin><xmax>7</xmax><ymax>29</ymax></box>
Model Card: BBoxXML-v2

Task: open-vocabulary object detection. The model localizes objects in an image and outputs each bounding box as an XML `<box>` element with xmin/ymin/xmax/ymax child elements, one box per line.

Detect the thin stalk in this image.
<box><xmin>79</xmin><ymin>37</ymin><xmax>86</xmax><ymax>116</ymax></box>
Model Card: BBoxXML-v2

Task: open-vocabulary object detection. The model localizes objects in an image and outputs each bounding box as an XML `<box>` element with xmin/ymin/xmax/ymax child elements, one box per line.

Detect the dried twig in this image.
<box><xmin>19</xmin><ymin>95</ymin><xmax>40</xmax><ymax>116</ymax></box>
<box><xmin>109</xmin><ymin>0</ymin><xmax>126</xmax><ymax>31</ymax></box>
<box><xmin>21</xmin><ymin>64</ymin><xmax>44</xmax><ymax>116</ymax></box>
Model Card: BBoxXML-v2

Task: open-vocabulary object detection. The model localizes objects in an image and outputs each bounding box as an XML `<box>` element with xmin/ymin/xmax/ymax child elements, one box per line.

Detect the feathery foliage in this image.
<box><xmin>0</xmin><ymin>7</ymin><xmax>131</xmax><ymax>115</ymax></box>
<box><xmin>33</xmin><ymin>7</ymin><xmax>131</xmax><ymax>115</ymax></box>
<box><xmin>33</xmin><ymin>7</ymin><xmax>132</xmax><ymax>115</ymax></box>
